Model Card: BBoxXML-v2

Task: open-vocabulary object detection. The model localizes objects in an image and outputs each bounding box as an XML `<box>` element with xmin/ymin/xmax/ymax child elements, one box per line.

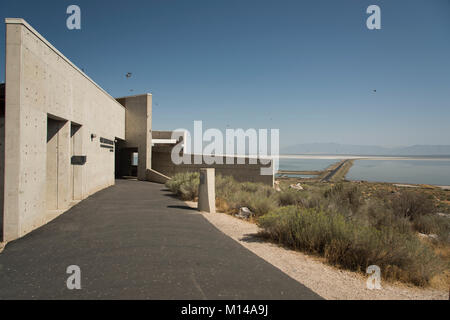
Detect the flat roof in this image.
<box><xmin>115</xmin><ymin>93</ymin><xmax>152</xmax><ymax>100</ymax></box>
<box><xmin>5</xmin><ymin>18</ymin><xmax>125</xmax><ymax>110</ymax></box>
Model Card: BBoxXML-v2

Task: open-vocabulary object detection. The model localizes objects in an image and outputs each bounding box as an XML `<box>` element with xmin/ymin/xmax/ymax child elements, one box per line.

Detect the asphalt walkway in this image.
<box><xmin>0</xmin><ymin>179</ymin><xmax>321</xmax><ymax>299</ymax></box>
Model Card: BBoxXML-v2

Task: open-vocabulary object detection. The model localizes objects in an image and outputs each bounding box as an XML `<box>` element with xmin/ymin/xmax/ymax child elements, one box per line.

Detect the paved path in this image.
<box><xmin>0</xmin><ymin>180</ymin><xmax>321</xmax><ymax>299</ymax></box>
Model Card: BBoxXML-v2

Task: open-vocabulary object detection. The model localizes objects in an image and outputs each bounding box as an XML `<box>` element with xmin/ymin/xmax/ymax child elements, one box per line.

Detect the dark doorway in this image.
<box><xmin>115</xmin><ymin>140</ymin><xmax>138</xmax><ymax>178</ymax></box>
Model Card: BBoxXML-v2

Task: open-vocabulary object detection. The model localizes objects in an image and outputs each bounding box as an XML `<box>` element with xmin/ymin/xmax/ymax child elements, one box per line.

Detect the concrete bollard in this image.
<box><xmin>198</xmin><ymin>168</ymin><xmax>216</xmax><ymax>213</ymax></box>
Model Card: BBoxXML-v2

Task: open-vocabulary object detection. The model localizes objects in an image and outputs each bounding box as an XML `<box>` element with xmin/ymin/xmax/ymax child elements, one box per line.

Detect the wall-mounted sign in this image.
<box><xmin>100</xmin><ymin>137</ymin><xmax>114</xmax><ymax>145</ymax></box>
<box><xmin>100</xmin><ymin>137</ymin><xmax>114</xmax><ymax>152</ymax></box>
<box><xmin>71</xmin><ymin>155</ymin><xmax>87</xmax><ymax>165</ymax></box>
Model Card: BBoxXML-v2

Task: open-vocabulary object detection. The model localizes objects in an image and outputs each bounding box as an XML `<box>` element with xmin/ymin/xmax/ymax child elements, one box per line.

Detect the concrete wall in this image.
<box><xmin>3</xmin><ymin>19</ymin><xmax>125</xmax><ymax>241</ymax></box>
<box><xmin>116</xmin><ymin>94</ymin><xmax>152</xmax><ymax>181</ymax></box>
<box><xmin>0</xmin><ymin>84</ymin><xmax>4</xmax><ymax>241</ymax></box>
<box><xmin>152</xmin><ymin>150</ymin><xmax>273</xmax><ymax>185</ymax></box>
<box><xmin>151</xmin><ymin>130</ymin><xmax>274</xmax><ymax>186</ymax></box>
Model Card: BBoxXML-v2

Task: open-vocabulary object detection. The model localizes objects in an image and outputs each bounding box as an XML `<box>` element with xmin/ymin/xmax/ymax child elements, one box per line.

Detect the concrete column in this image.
<box><xmin>46</xmin><ymin>119</ymin><xmax>70</xmax><ymax>211</ymax></box>
<box><xmin>3</xmin><ymin>23</ymin><xmax>23</xmax><ymax>241</ymax></box>
<box><xmin>198</xmin><ymin>168</ymin><xmax>216</xmax><ymax>213</ymax></box>
<box><xmin>146</xmin><ymin>94</ymin><xmax>152</xmax><ymax>172</ymax></box>
<box><xmin>116</xmin><ymin>94</ymin><xmax>152</xmax><ymax>181</ymax></box>
<box><xmin>46</xmin><ymin>119</ymin><xmax>59</xmax><ymax>210</ymax></box>
<box><xmin>137</xmin><ymin>142</ymin><xmax>147</xmax><ymax>181</ymax></box>
<box><xmin>70</xmin><ymin>124</ymin><xmax>83</xmax><ymax>201</ymax></box>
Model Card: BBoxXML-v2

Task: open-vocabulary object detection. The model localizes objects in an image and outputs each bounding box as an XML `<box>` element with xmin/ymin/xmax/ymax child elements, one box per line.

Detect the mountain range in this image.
<box><xmin>280</xmin><ymin>143</ymin><xmax>450</xmax><ymax>156</ymax></box>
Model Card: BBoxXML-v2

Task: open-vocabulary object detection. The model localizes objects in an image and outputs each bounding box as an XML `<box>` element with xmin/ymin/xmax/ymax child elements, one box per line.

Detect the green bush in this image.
<box><xmin>166</xmin><ymin>174</ymin><xmax>449</xmax><ymax>286</ymax></box>
<box><xmin>324</xmin><ymin>183</ymin><xmax>362</xmax><ymax>214</ymax></box>
<box><xmin>214</xmin><ymin>175</ymin><xmax>278</xmax><ymax>215</ymax></box>
<box><xmin>247</xmin><ymin>194</ymin><xmax>279</xmax><ymax>216</ymax></box>
<box><xmin>220</xmin><ymin>190</ymin><xmax>251</xmax><ymax>213</ymax></box>
<box><xmin>356</xmin><ymin>199</ymin><xmax>412</xmax><ymax>234</ymax></box>
<box><xmin>241</xmin><ymin>182</ymin><xmax>260</xmax><ymax>193</ymax></box>
<box><xmin>413</xmin><ymin>214</ymin><xmax>450</xmax><ymax>243</ymax></box>
<box><xmin>391</xmin><ymin>191</ymin><xmax>436</xmax><ymax>220</ymax></box>
<box><xmin>165</xmin><ymin>172</ymin><xmax>200</xmax><ymax>200</ymax></box>
<box><xmin>179</xmin><ymin>178</ymin><xmax>200</xmax><ymax>200</ymax></box>
<box><xmin>277</xmin><ymin>189</ymin><xmax>304</xmax><ymax>207</ymax></box>
<box><xmin>215</xmin><ymin>175</ymin><xmax>240</xmax><ymax>200</ymax></box>
<box><xmin>258</xmin><ymin>206</ymin><xmax>444</xmax><ymax>285</ymax></box>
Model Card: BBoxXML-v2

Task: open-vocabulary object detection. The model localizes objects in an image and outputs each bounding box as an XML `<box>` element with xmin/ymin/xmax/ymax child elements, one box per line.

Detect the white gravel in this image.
<box><xmin>186</xmin><ymin>201</ymin><xmax>448</xmax><ymax>300</ymax></box>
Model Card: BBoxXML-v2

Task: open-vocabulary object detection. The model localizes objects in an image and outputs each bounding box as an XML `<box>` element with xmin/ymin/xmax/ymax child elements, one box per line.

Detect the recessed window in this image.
<box><xmin>131</xmin><ymin>152</ymin><xmax>138</xmax><ymax>166</ymax></box>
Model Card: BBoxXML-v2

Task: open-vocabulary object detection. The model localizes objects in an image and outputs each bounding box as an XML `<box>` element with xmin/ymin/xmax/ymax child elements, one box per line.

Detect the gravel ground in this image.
<box><xmin>186</xmin><ymin>201</ymin><xmax>448</xmax><ymax>300</ymax></box>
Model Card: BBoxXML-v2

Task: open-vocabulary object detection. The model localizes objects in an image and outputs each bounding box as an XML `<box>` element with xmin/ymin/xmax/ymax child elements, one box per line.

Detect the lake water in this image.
<box><xmin>276</xmin><ymin>158</ymin><xmax>338</xmax><ymax>178</ymax></box>
<box><xmin>278</xmin><ymin>158</ymin><xmax>338</xmax><ymax>171</ymax></box>
<box><xmin>347</xmin><ymin>159</ymin><xmax>450</xmax><ymax>186</ymax></box>
<box><xmin>277</xmin><ymin>156</ymin><xmax>450</xmax><ymax>186</ymax></box>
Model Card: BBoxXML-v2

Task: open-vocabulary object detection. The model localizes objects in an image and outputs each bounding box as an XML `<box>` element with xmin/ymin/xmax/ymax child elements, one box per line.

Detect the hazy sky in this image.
<box><xmin>1</xmin><ymin>0</ymin><xmax>449</xmax><ymax>147</ymax></box>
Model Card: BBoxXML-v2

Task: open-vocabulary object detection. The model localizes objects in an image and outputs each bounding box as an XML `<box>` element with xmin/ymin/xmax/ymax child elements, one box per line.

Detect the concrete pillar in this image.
<box><xmin>46</xmin><ymin>119</ymin><xmax>70</xmax><ymax>211</ymax></box>
<box><xmin>46</xmin><ymin>119</ymin><xmax>59</xmax><ymax>210</ymax></box>
<box><xmin>145</xmin><ymin>94</ymin><xmax>152</xmax><ymax>173</ymax></box>
<box><xmin>3</xmin><ymin>23</ymin><xmax>23</xmax><ymax>241</ymax></box>
<box><xmin>198</xmin><ymin>168</ymin><xmax>215</xmax><ymax>213</ymax></box>
<box><xmin>116</xmin><ymin>94</ymin><xmax>152</xmax><ymax>181</ymax></box>
<box><xmin>70</xmin><ymin>123</ymin><xmax>83</xmax><ymax>201</ymax></box>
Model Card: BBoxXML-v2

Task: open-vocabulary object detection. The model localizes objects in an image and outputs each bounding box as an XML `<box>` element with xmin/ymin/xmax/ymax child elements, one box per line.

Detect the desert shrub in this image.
<box><xmin>413</xmin><ymin>215</ymin><xmax>441</xmax><ymax>235</ymax></box>
<box><xmin>302</xmin><ymin>191</ymin><xmax>327</xmax><ymax>209</ymax></box>
<box><xmin>247</xmin><ymin>194</ymin><xmax>279</xmax><ymax>216</ymax></box>
<box><xmin>391</xmin><ymin>191</ymin><xmax>436</xmax><ymax>220</ymax></box>
<box><xmin>259</xmin><ymin>206</ymin><xmax>354</xmax><ymax>253</ymax></box>
<box><xmin>357</xmin><ymin>199</ymin><xmax>412</xmax><ymax>234</ymax></box>
<box><xmin>214</xmin><ymin>175</ymin><xmax>278</xmax><ymax>215</ymax></box>
<box><xmin>179</xmin><ymin>178</ymin><xmax>199</xmax><ymax>200</ymax></box>
<box><xmin>221</xmin><ymin>190</ymin><xmax>252</xmax><ymax>213</ymax></box>
<box><xmin>216</xmin><ymin>197</ymin><xmax>231</xmax><ymax>213</ymax></box>
<box><xmin>251</xmin><ymin>183</ymin><xmax>277</xmax><ymax>198</ymax></box>
<box><xmin>241</xmin><ymin>182</ymin><xmax>260</xmax><ymax>193</ymax></box>
<box><xmin>324</xmin><ymin>183</ymin><xmax>362</xmax><ymax>214</ymax></box>
<box><xmin>277</xmin><ymin>189</ymin><xmax>304</xmax><ymax>207</ymax></box>
<box><xmin>165</xmin><ymin>172</ymin><xmax>200</xmax><ymax>200</ymax></box>
<box><xmin>166</xmin><ymin>175</ymin><xmax>184</xmax><ymax>194</ymax></box>
<box><xmin>413</xmin><ymin>215</ymin><xmax>450</xmax><ymax>243</ymax></box>
<box><xmin>215</xmin><ymin>175</ymin><xmax>240</xmax><ymax>200</ymax></box>
<box><xmin>258</xmin><ymin>206</ymin><xmax>444</xmax><ymax>285</ymax></box>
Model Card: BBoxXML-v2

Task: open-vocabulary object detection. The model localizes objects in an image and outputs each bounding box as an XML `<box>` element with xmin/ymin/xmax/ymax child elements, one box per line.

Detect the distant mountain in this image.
<box><xmin>280</xmin><ymin>143</ymin><xmax>450</xmax><ymax>156</ymax></box>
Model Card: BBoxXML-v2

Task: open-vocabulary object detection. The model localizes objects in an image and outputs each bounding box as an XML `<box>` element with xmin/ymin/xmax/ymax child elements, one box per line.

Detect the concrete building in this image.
<box><xmin>0</xmin><ymin>19</ymin><xmax>273</xmax><ymax>243</ymax></box>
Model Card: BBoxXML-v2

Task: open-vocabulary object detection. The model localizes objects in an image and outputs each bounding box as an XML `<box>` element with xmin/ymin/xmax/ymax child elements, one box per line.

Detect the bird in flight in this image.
<box><xmin>126</xmin><ymin>72</ymin><xmax>132</xmax><ymax>78</ymax></box>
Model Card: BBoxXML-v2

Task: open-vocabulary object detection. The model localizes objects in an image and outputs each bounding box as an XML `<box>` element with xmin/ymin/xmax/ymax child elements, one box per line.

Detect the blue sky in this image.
<box><xmin>1</xmin><ymin>0</ymin><xmax>449</xmax><ymax>148</ymax></box>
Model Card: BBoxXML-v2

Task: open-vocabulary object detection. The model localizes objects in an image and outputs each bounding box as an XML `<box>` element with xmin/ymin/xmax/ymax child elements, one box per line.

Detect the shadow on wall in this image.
<box><xmin>0</xmin><ymin>83</ymin><xmax>5</xmax><ymax>241</ymax></box>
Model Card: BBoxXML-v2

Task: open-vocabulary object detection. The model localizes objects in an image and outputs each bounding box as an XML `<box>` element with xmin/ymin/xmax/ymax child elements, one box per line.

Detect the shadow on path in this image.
<box><xmin>0</xmin><ymin>179</ymin><xmax>322</xmax><ymax>300</ymax></box>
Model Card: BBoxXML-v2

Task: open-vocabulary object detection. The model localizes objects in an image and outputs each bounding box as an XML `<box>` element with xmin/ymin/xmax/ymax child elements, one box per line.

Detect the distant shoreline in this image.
<box><xmin>278</xmin><ymin>155</ymin><xmax>450</xmax><ymax>187</ymax></box>
<box><xmin>279</xmin><ymin>154</ymin><xmax>450</xmax><ymax>161</ymax></box>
